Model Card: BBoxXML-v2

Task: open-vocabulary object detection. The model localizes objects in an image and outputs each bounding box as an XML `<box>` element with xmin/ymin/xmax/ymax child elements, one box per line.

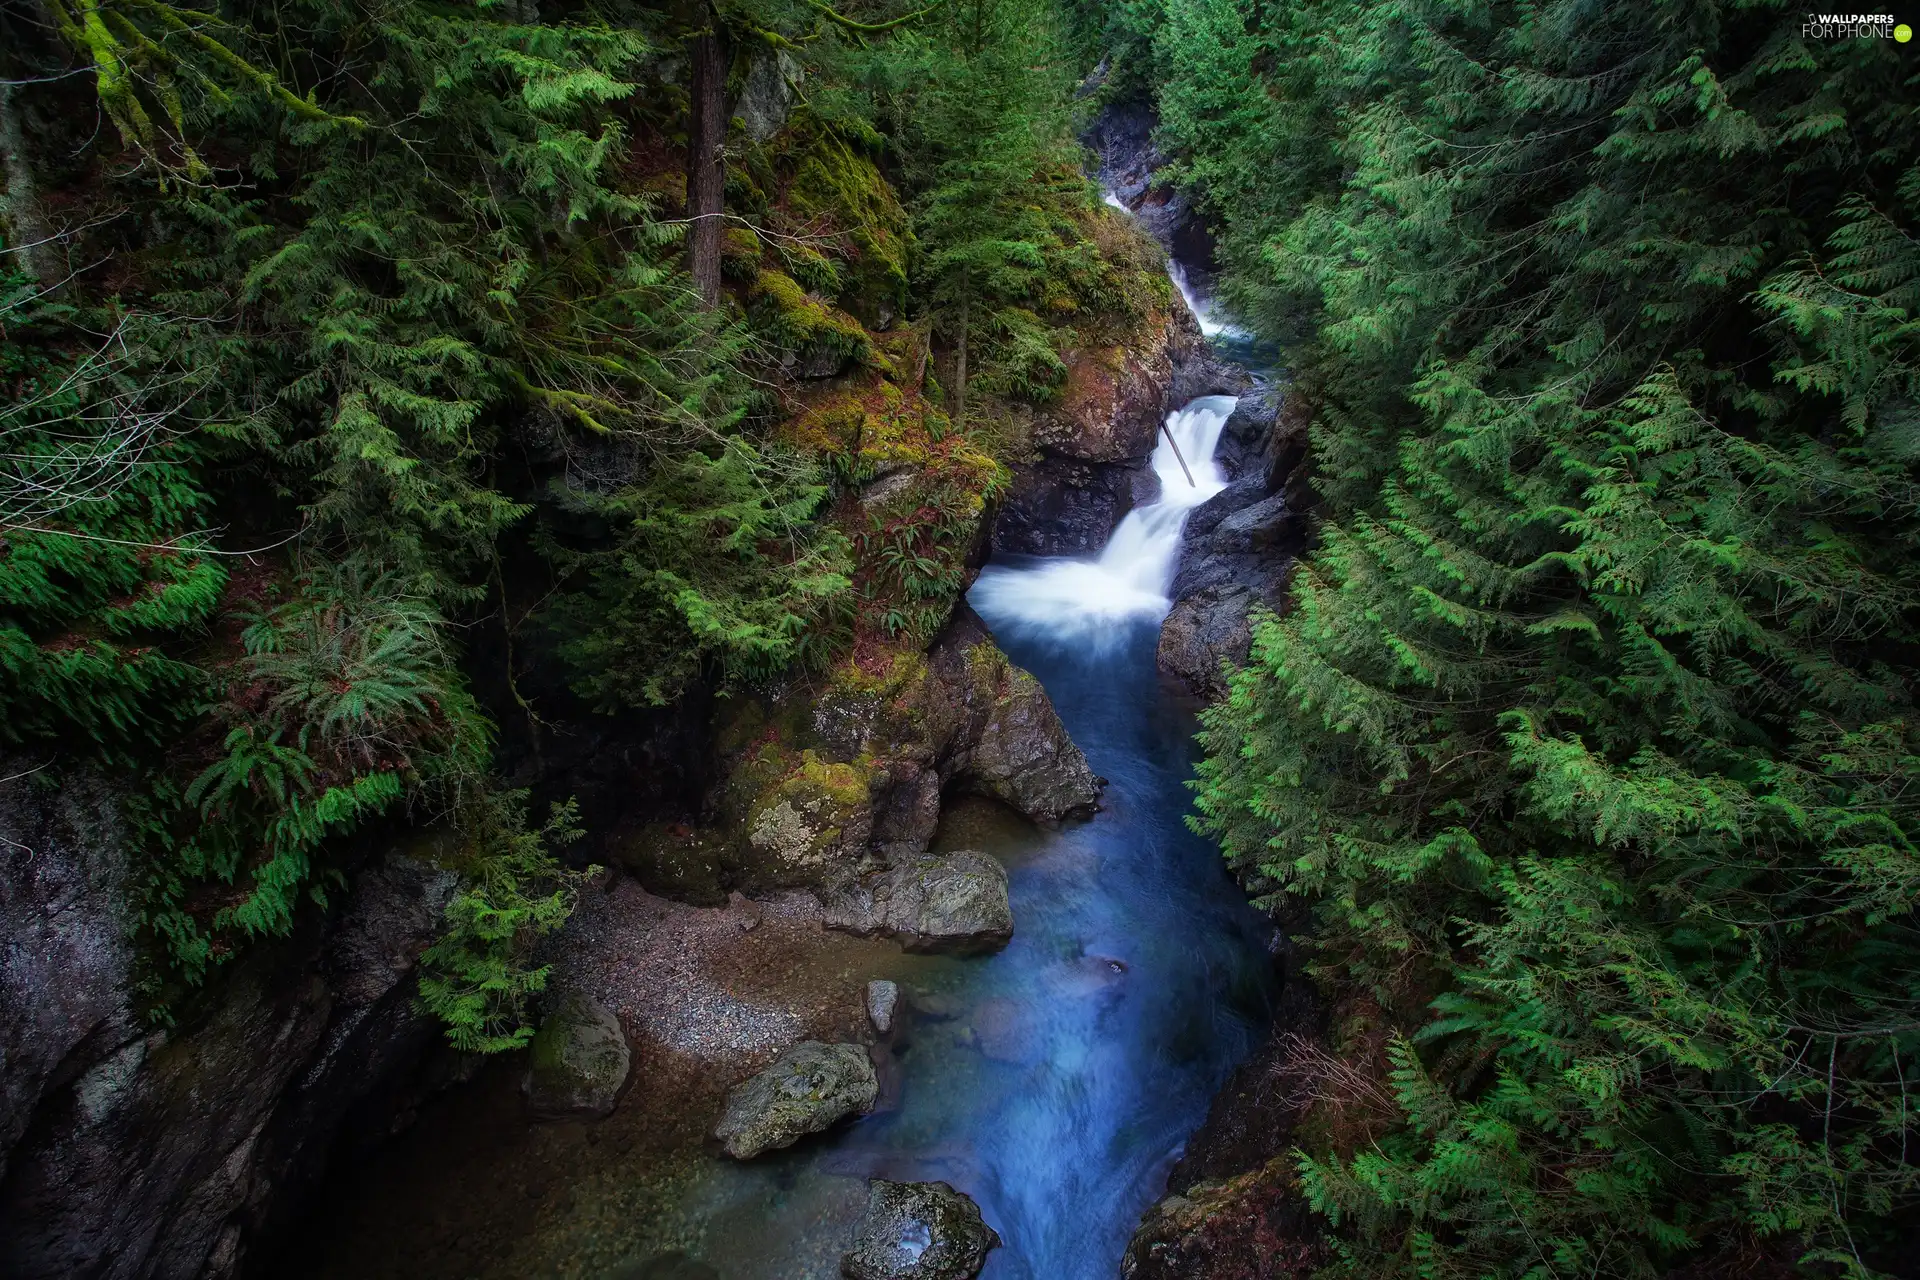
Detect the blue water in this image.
<box><xmin>874</xmin><ymin>620</ymin><xmax>1276</xmax><ymax>1277</ymax></box>
<box><xmin>285</xmin><ymin>512</ymin><xmax>1276</xmax><ymax>1280</ymax></box>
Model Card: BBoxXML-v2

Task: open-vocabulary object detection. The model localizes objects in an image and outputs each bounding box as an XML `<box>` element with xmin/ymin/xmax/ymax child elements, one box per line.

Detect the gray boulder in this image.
<box><xmin>841</xmin><ymin>1180</ymin><xmax>1000</xmax><ymax>1280</ymax></box>
<box><xmin>824</xmin><ymin>850</ymin><xmax>1014</xmax><ymax>954</ymax></box>
<box><xmin>523</xmin><ymin>993</ymin><xmax>630</xmax><ymax>1117</ymax></box>
<box><xmin>866</xmin><ymin>980</ymin><xmax>900</xmax><ymax>1034</ymax></box>
<box><xmin>714</xmin><ymin>1040</ymin><xmax>878</xmax><ymax>1159</ymax></box>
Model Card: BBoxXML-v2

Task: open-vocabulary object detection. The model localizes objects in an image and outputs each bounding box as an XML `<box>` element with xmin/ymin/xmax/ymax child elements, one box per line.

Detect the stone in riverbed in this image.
<box><xmin>523</xmin><ymin>993</ymin><xmax>630</xmax><ymax>1117</ymax></box>
<box><xmin>714</xmin><ymin>1040</ymin><xmax>878</xmax><ymax>1159</ymax></box>
<box><xmin>842</xmin><ymin>1179</ymin><xmax>1000</xmax><ymax>1280</ymax></box>
<box><xmin>824</xmin><ymin>850</ymin><xmax>1014</xmax><ymax>955</ymax></box>
<box><xmin>866</xmin><ymin>979</ymin><xmax>899</xmax><ymax>1033</ymax></box>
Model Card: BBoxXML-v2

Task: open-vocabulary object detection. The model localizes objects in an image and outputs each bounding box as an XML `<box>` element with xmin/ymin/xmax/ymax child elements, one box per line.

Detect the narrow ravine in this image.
<box><xmin>277</xmin><ymin>392</ymin><xmax>1275</xmax><ymax>1280</ymax></box>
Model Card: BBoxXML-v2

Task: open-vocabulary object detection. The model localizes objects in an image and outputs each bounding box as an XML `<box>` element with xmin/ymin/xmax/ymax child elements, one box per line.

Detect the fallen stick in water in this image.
<box><xmin>1161</xmin><ymin>420</ymin><xmax>1196</xmax><ymax>487</ymax></box>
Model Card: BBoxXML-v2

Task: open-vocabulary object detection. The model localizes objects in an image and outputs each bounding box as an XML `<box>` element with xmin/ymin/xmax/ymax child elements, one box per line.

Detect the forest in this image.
<box><xmin>2</xmin><ymin>0</ymin><xmax>1918</xmax><ymax>1277</ymax></box>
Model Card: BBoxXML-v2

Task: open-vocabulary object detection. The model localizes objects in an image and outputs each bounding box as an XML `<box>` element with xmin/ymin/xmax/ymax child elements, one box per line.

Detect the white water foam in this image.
<box><xmin>969</xmin><ymin>394</ymin><xmax>1238</xmax><ymax>645</ymax></box>
<box><xmin>1167</xmin><ymin>259</ymin><xmax>1245</xmax><ymax>339</ymax></box>
<box><xmin>1102</xmin><ymin>187</ymin><xmax>1244</xmax><ymax>338</ymax></box>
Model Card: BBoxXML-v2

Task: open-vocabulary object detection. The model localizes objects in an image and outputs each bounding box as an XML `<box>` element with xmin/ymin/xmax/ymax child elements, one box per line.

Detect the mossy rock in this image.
<box><xmin>607</xmin><ymin>822</ymin><xmax>729</xmax><ymax>906</ymax></box>
<box><xmin>750</xmin><ymin>268</ymin><xmax>873</xmax><ymax>376</ymax></box>
<box><xmin>713</xmin><ymin>1040</ymin><xmax>878</xmax><ymax>1159</ymax></box>
<box><xmin>523</xmin><ymin>993</ymin><xmax>630</xmax><ymax>1117</ymax></box>
<box><xmin>733</xmin><ymin>749</ymin><xmax>879</xmax><ymax>886</ymax></box>
<box><xmin>784</xmin><ymin>117</ymin><xmax>910</xmax><ymax>328</ymax></box>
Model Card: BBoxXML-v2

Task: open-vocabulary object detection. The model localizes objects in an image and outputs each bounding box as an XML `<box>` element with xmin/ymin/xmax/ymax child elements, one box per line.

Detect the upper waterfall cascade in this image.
<box><xmin>969</xmin><ymin>394</ymin><xmax>1238</xmax><ymax>643</ymax></box>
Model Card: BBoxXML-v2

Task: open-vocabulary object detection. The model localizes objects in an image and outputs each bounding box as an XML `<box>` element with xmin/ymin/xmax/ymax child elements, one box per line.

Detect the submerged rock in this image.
<box><xmin>866</xmin><ymin>980</ymin><xmax>899</xmax><ymax>1034</ymax></box>
<box><xmin>713</xmin><ymin>1040</ymin><xmax>878</xmax><ymax>1159</ymax></box>
<box><xmin>841</xmin><ymin>1179</ymin><xmax>1000</xmax><ymax>1280</ymax></box>
<box><xmin>824</xmin><ymin>850</ymin><xmax>1013</xmax><ymax>954</ymax></box>
<box><xmin>523</xmin><ymin>993</ymin><xmax>630</xmax><ymax>1117</ymax></box>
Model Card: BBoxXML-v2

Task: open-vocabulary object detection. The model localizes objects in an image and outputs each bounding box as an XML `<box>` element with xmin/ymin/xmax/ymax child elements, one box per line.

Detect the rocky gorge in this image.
<box><xmin>0</xmin><ymin>78</ymin><xmax>1313</xmax><ymax>1280</ymax></box>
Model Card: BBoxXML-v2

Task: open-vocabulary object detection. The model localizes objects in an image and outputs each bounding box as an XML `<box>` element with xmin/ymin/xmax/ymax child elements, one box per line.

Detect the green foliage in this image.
<box><xmin>0</xmin><ymin>265</ymin><xmax>223</xmax><ymax>751</ymax></box>
<box><xmin>540</xmin><ymin>440</ymin><xmax>852</xmax><ymax>708</ymax></box>
<box><xmin>1165</xmin><ymin>1</ymin><xmax>1920</xmax><ymax>1274</ymax></box>
<box><xmin>418</xmin><ymin>792</ymin><xmax>594</xmax><ymax>1054</ymax></box>
<box><xmin>134</xmin><ymin>563</ymin><xmax>490</xmax><ymax>983</ymax></box>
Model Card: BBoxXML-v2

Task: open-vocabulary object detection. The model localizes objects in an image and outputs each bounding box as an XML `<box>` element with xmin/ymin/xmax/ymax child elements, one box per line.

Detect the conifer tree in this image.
<box><xmin>1162</xmin><ymin>1</ymin><xmax>1920</xmax><ymax>1272</ymax></box>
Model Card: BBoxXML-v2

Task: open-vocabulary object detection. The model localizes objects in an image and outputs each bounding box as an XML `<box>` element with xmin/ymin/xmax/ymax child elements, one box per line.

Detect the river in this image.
<box><xmin>280</xmin><ymin>393</ymin><xmax>1274</xmax><ymax>1280</ymax></box>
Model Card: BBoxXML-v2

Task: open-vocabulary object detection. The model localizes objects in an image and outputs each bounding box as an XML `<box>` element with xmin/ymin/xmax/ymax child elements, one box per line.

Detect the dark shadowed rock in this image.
<box><xmin>713</xmin><ymin>1040</ymin><xmax>878</xmax><ymax>1159</ymax></box>
<box><xmin>522</xmin><ymin>993</ymin><xmax>630</xmax><ymax>1117</ymax></box>
<box><xmin>0</xmin><ymin>788</ymin><xmax>463</xmax><ymax>1280</ymax></box>
<box><xmin>841</xmin><ymin>1179</ymin><xmax>1000</xmax><ymax>1280</ymax></box>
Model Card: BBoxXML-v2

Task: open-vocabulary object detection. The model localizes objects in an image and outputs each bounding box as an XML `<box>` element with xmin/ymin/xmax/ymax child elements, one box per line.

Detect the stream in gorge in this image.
<box><xmin>283</xmin><ymin>395</ymin><xmax>1275</xmax><ymax>1280</ymax></box>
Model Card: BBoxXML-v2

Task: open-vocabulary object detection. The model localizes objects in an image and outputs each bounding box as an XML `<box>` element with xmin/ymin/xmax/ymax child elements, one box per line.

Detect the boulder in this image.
<box><xmin>704</xmin><ymin>604</ymin><xmax>1098</xmax><ymax>897</ymax></box>
<box><xmin>866</xmin><ymin>980</ymin><xmax>899</xmax><ymax>1034</ymax></box>
<box><xmin>825</xmin><ymin>850</ymin><xmax>1014</xmax><ymax>955</ymax></box>
<box><xmin>928</xmin><ymin>607</ymin><xmax>1101</xmax><ymax>824</ymax></box>
<box><xmin>1158</xmin><ymin>586</ymin><xmax>1259</xmax><ymax>700</ymax></box>
<box><xmin>841</xmin><ymin>1180</ymin><xmax>1000</xmax><ymax>1280</ymax></box>
<box><xmin>713</xmin><ymin>1040</ymin><xmax>878</xmax><ymax>1159</ymax></box>
<box><xmin>523</xmin><ymin>993</ymin><xmax>630</xmax><ymax>1117</ymax></box>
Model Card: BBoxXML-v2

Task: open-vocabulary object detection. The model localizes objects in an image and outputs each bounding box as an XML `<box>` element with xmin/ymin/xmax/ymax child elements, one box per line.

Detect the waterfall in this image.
<box><xmin>1102</xmin><ymin>188</ymin><xmax>1244</xmax><ymax>339</ymax></box>
<box><xmin>1166</xmin><ymin>259</ymin><xmax>1243</xmax><ymax>339</ymax></box>
<box><xmin>969</xmin><ymin>395</ymin><xmax>1237</xmax><ymax>645</ymax></box>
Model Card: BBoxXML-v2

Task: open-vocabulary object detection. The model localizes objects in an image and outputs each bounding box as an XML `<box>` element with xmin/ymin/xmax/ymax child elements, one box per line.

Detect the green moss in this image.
<box><xmin>750</xmin><ymin>268</ymin><xmax>873</xmax><ymax>368</ymax></box>
<box><xmin>739</xmin><ymin>748</ymin><xmax>877</xmax><ymax>878</ymax></box>
<box><xmin>784</xmin><ymin>118</ymin><xmax>911</xmax><ymax>326</ymax></box>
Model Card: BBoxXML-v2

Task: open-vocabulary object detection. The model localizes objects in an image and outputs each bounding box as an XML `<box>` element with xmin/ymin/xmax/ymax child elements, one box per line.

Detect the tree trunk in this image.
<box><xmin>953</xmin><ymin>277</ymin><xmax>970</xmax><ymax>429</ymax></box>
<box><xmin>685</xmin><ymin>11</ymin><xmax>728</xmax><ymax>307</ymax></box>
<box><xmin>0</xmin><ymin>81</ymin><xmax>61</xmax><ymax>292</ymax></box>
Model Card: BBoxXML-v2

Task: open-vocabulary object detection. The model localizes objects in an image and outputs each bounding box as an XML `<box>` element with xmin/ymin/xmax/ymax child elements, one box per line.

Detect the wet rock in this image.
<box><xmin>1158</xmin><ymin>586</ymin><xmax>1260</xmax><ymax>700</ymax></box>
<box><xmin>841</xmin><ymin>1179</ymin><xmax>1000</xmax><ymax>1280</ymax></box>
<box><xmin>992</xmin><ymin>455</ymin><xmax>1154</xmax><ymax>557</ymax></box>
<box><xmin>825</xmin><ymin>851</ymin><xmax>1014</xmax><ymax>955</ymax></box>
<box><xmin>523</xmin><ymin>993</ymin><xmax>630</xmax><ymax>1117</ymax></box>
<box><xmin>713</xmin><ymin>1040</ymin><xmax>878</xmax><ymax>1159</ymax></box>
<box><xmin>930</xmin><ymin>607</ymin><xmax>1101</xmax><ymax>823</ymax></box>
<box><xmin>0</xmin><ymin>800</ymin><xmax>461</xmax><ymax>1279</ymax></box>
<box><xmin>884</xmin><ymin>852</ymin><xmax>1012</xmax><ymax>953</ymax></box>
<box><xmin>866</xmin><ymin>980</ymin><xmax>899</xmax><ymax>1033</ymax></box>
<box><xmin>1157</xmin><ymin>385</ymin><xmax>1310</xmax><ymax>699</ymax></box>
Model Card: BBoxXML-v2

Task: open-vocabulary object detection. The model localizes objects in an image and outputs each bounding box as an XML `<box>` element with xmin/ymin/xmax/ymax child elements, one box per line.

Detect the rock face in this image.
<box><xmin>1085</xmin><ymin>99</ymin><xmax>1216</xmax><ymax>276</ymax></box>
<box><xmin>713</xmin><ymin>1040</ymin><xmax>879</xmax><ymax>1159</ymax></box>
<box><xmin>0</xmin><ymin>773</ymin><xmax>466</xmax><ymax>1280</ymax></box>
<box><xmin>685</xmin><ymin>603</ymin><xmax>1098</xmax><ymax>897</ymax></box>
<box><xmin>522</xmin><ymin>993</ymin><xmax>630</xmax><ymax>1117</ymax></box>
<box><xmin>993</xmin><ymin>300</ymin><xmax>1241</xmax><ymax>558</ymax></box>
<box><xmin>841</xmin><ymin>1179</ymin><xmax>1001</xmax><ymax>1280</ymax></box>
<box><xmin>1157</xmin><ymin>385</ymin><xmax>1313</xmax><ymax>698</ymax></box>
<box><xmin>824</xmin><ymin>850</ymin><xmax>1014</xmax><ymax>954</ymax></box>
